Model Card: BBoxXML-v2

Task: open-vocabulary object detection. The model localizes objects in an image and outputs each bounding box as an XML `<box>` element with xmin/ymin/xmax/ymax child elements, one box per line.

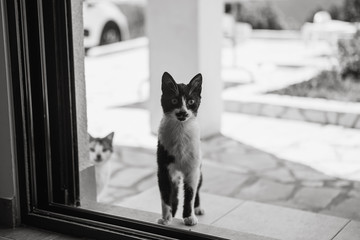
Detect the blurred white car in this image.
<box><xmin>83</xmin><ymin>0</ymin><xmax>130</xmax><ymax>48</ymax></box>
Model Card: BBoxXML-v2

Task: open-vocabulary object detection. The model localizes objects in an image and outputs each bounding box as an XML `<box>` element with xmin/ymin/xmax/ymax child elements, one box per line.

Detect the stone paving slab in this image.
<box><xmin>291</xmin><ymin>187</ymin><xmax>341</xmax><ymax>210</ymax></box>
<box><xmin>116</xmin><ymin>186</ymin><xmax>244</xmax><ymax>225</ymax></box>
<box><xmin>213</xmin><ymin>201</ymin><xmax>349</xmax><ymax>240</ymax></box>
<box><xmin>110</xmin><ymin>167</ymin><xmax>154</xmax><ymax>188</ymax></box>
<box><xmin>261</xmin><ymin>168</ymin><xmax>295</xmax><ymax>183</ymax></box>
<box><xmin>223</xmin><ymin>93</ymin><xmax>360</xmax><ymax>129</ymax></box>
<box><xmin>222</xmin><ymin>113</ymin><xmax>360</xmax><ymax>181</ymax></box>
<box><xmin>108</xmin><ymin>186</ymin><xmax>357</xmax><ymax>240</ymax></box>
<box><xmin>322</xmin><ymin>198</ymin><xmax>360</xmax><ymax>221</ymax></box>
<box><xmin>201</xmin><ymin>135</ymin><xmax>360</xmax><ymax>219</ymax></box>
<box><xmin>333</xmin><ymin>221</ymin><xmax>360</xmax><ymax>240</ymax></box>
<box><xmin>235</xmin><ymin>179</ymin><xmax>294</xmax><ymax>202</ymax></box>
<box><xmin>81</xmin><ymin>199</ymin><xmax>273</xmax><ymax>240</ymax></box>
<box><xmin>201</xmin><ymin>163</ymin><xmax>249</xmax><ymax>196</ymax></box>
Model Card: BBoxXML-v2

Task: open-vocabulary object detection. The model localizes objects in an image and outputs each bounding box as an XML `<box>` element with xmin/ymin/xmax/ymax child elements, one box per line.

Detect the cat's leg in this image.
<box><xmin>170</xmin><ymin>180</ymin><xmax>179</xmax><ymax>217</ymax></box>
<box><xmin>157</xmin><ymin>167</ymin><xmax>173</xmax><ymax>225</ymax></box>
<box><xmin>183</xmin><ymin>169</ymin><xmax>200</xmax><ymax>226</ymax></box>
<box><xmin>194</xmin><ymin>171</ymin><xmax>205</xmax><ymax>215</ymax></box>
<box><xmin>97</xmin><ymin>163</ymin><xmax>112</xmax><ymax>203</ymax></box>
<box><xmin>95</xmin><ymin>165</ymin><xmax>105</xmax><ymax>202</ymax></box>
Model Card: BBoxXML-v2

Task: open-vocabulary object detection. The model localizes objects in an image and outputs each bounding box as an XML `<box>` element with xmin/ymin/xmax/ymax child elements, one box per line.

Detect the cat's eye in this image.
<box><xmin>188</xmin><ymin>99</ymin><xmax>195</xmax><ymax>105</ymax></box>
<box><xmin>171</xmin><ymin>98</ymin><xmax>178</xmax><ymax>104</ymax></box>
<box><xmin>90</xmin><ymin>148</ymin><xmax>95</xmax><ymax>152</ymax></box>
<box><xmin>102</xmin><ymin>148</ymin><xmax>108</xmax><ymax>152</ymax></box>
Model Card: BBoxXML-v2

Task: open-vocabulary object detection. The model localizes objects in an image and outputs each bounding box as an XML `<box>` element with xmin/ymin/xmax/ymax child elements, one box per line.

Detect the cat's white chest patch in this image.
<box><xmin>158</xmin><ymin>117</ymin><xmax>201</xmax><ymax>168</ymax></box>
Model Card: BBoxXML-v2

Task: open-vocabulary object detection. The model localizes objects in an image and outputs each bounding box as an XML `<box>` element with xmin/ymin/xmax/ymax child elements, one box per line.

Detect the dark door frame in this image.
<box><xmin>5</xmin><ymin>0</ymin><xmax>225</xmax><ymax>239</ymax></box>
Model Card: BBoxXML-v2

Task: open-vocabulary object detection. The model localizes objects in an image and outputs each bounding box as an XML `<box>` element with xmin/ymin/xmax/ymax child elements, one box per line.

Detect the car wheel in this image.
<box><xmin>100</xmin><ymin>21</ymin><xmax>121</xmax><ymax>45</ymax></box>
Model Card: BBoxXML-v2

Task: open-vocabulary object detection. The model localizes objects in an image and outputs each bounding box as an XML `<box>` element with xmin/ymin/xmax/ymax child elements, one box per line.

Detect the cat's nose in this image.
<box><xmin>95</xmin><ymin>154</ymin><xmax>102</xmax><ymax>162</ymax></box>
<box><xmin>176</xmin><ymin>111</ymin><xmax>188</xmax><ymax>121</ymax></box>
<box><xmin>176</xmin><ymin>111</ymin><xmax>188</xmax><ymax>117</ymax></box>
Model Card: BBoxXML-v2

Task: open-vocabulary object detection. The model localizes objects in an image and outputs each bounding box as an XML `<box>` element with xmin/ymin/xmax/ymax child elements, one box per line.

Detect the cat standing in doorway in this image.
<box><xmin>157</xmin><ymin>72</ymin><xmax>204</xmax><ymax>226</ymax></box>
<box><xmin>89</xmin><ymin>132</ymin><xmax>114</xmax><ymax>202</ymax></box>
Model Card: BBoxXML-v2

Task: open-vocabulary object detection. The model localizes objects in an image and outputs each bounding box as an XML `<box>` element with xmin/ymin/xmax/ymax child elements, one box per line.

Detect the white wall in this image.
<box><xmin>147</xmin><ymin>0</ymin><xmax>223</xmax><ymax>138</ymax></box>
<box><xmin>71</xmin><ymin>0</ymin><xmax>88</xmax><ymax>172</ymax></box>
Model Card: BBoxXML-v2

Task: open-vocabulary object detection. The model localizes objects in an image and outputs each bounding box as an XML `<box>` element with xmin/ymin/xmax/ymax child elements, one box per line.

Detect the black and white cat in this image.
<box><xmin>89</xmin><ymin>132</ymin><xmax>114</xmax><ymax>202</ymax></box>
<box><xmin>157</xmin><ymin>72</ymin><xmax>204</xmax><ymax>226</ymax></box>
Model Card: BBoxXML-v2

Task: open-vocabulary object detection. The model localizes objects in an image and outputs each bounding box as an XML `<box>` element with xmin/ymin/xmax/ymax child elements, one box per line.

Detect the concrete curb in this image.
<box><xmin>224</xmin><ymin>92</ymin><xmax>360</xmax><ymax>129</ymax></box>
<box><xmin>86</xmin><ymin>37</ymin><xmax>148</xmax><ymax>57</ymax></box>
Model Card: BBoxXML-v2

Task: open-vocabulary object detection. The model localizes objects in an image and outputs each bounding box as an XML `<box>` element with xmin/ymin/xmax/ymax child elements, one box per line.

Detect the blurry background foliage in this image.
<box><xmin>225</xmin><ymin>2</ymin><xmax>286</xmax><ymax>30</ymax></box>
<box><xmin>117</xmin><ymin>0</ymin><xmax>360</xmax><ymax>36</ymax></box>
<box><xmin>338</xmin><ymin>31</ymin><xmax>360</xmax><ymax>80</ymax></box>
<box><xmin>307</xmin><ymin>0</ymin><xmax>360</xmax><ymax>23</ymax></box>
<box><xmin>342</xmin><ymin>0</ymin><xmax>360</xmax><ymax>22</ymax></box>
<box><xmin>331</xmin><ymin>0</ymin><xmax>360</xmax><ymax>80</ymax></box>
<box><xmin>116</xmin><ymin>0</ymin><xmax>360</xmax><ymax>81</ymax></box>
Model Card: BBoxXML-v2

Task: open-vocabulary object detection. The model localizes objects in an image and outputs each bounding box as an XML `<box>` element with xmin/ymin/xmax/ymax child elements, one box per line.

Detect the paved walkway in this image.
<box><xmin>85</xmin><ymin>35</ymin><xmax>360</xmax><ymax>222</ymax></box>
<box><xmin>98</xmin><ymin>116</ymin><xmax>360</xmax><ymax>222</ymax></box>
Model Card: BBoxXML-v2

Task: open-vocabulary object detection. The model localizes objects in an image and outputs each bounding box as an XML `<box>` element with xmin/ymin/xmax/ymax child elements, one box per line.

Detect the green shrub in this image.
<box><xmin>306</xmin><ymin>6</ymin><xmax>343</xmax><ymax>23</ymax></box>
<box><xmin>226</xmin><ymin>2</ymin><xmax>285</xmax><ymax>30</ymax></box>
<box><xmin>338</xmin><ymin>31</ymin><xmax>360</xmax><ymax>80</ymax></box>
<box><xmin>270</xmin><ymin>70</ymin><xmax>360</xmax><ymax>102</ymax></box>
<box><xmin>306</xmin><ymin>0</ymin><xmax>360</xmax><ymax>23</ymax></box>
<box><xmin>343</xmin><ymin>0</ymin><xmax>360</xmax><ymax>22</ymax></box>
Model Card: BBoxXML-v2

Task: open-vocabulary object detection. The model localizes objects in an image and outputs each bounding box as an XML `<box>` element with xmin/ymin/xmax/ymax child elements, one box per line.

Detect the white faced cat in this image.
<box><xmin>157</xmin><ymin>72</ymin><xmax>204</xmax><ymax>226</ymax></box>
<box><xmin>89</xmin><ymin>132</ymin><xmax>114</xmax><ymax>202</ymax></box>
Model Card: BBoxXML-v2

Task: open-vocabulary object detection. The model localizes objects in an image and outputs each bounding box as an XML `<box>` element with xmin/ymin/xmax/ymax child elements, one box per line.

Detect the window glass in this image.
<box><xmin>77</xmin><ymin>0</ymin><xmax>360</xmax><ymax>236</ymax></box>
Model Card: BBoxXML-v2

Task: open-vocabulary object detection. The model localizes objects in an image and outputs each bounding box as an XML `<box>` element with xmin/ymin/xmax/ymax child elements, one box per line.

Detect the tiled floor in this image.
<box><xmin>80</xmin><ymin>198</ymin><xmax>273</xmax><ymax>240</ymax></box>
<box><xmin>98</xmin><ymin>188</ymin><xmax>360</xmax><ymax>240</ymax></box>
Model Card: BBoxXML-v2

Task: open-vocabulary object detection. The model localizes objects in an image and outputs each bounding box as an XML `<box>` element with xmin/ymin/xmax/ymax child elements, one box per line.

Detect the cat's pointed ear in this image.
<box><xmin>189</xmin><ymin>73</ymin><xmax>202</xmax><ymax>96</ymax></box>
<box><xmin>88</xmin><ymin>133</ymin><xmax>95</xmax><ymax>141</ymax></box>
<box><xmin>105</xmin><ymin>132</ymin><xmax>114</xmax><ymax>143</ymax></box>
<box><xmin>162</xmin><ymin>72</ymin><xmax>179</xmax><ymax>95</ymax></box>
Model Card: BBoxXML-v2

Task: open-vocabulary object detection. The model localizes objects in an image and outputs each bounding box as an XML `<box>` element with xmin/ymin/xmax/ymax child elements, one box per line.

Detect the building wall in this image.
<box><xmin>70</xmin><ymin>0</ymin><xmax>97</xmax><ymax>202</ymax></box>
<box><xmin>71</xmin><ymin>0</ymin><xmax>88</xmax><ymax>173</ymax></box>
<box><xmin>0</xmin><ymin>0</ymin><xmax>18</xmax><ymax>227</ymax></box>
<box><xmin>148</xmin><ymin>0</ymin><xmax>223</xmax><ymax>138</ymax></box>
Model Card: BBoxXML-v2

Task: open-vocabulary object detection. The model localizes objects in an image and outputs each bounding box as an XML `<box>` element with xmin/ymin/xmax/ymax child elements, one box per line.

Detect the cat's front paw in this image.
<box><xmin>157</xmin><ymin>218</ymin><xmax>172</xmax><ymax>225</ymax></box>
<box><xmin>183</xmin><ymin>215</ymin><xmax>198</xmax><ymax>226</ymax></box>
<box><xmin>195</xmin><ymin>207</ymin><xmax>205</xmax><ymax>215</ymax></box>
